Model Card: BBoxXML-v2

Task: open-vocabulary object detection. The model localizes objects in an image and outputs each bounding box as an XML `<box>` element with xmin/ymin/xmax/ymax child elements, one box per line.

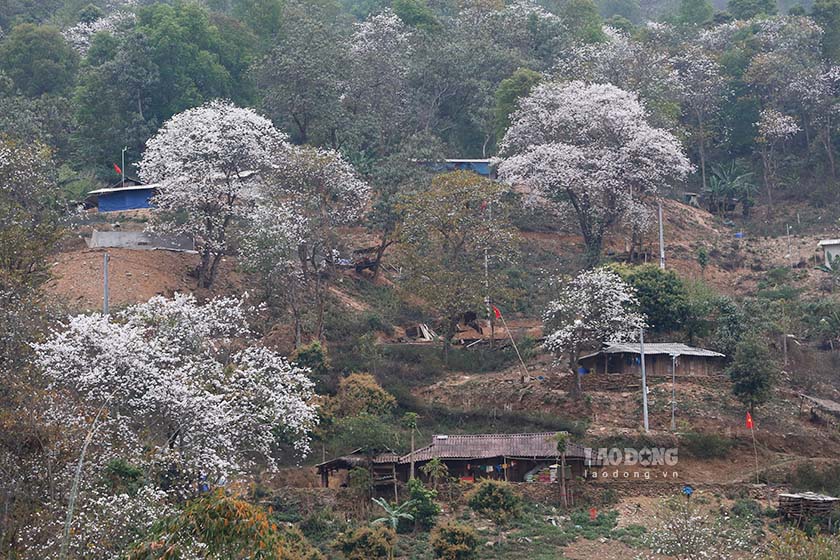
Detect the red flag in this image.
<box><xmin>745</xmin><ymin>411</ymin><xmax>754</xmax><ymax>430</ymax></box>
<box><xmin>113</xmin><ymin>163</ymin><xmax>122</xmax><ymax>175</ymax></box>
<box><xmin>492</xmin><ymin>306</ymin><xmax>501</xmax><ymax>320</ymax></box>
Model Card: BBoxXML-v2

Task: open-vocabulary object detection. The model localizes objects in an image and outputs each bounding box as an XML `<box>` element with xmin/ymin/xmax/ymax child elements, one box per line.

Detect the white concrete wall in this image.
<box><xmin>86</xmin><ymin>231</ymin><xmax>195</xmax><ymax>252</ymax></box>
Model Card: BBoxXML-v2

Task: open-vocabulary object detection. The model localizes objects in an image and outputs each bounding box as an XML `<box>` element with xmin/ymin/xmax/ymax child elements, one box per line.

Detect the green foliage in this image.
<box><xmin>334</xmin><ymin>525</ymin><xmax>396</xmax><ymax>560</ymax></box>
<box><xmin>560</xmin><ymin>0</ymin><xmax>605</xmax><ymax>43</ymax></box>
<box><xmin>681</xmin><ymin>432</ymin><xmax>733</xmax><ymax>458</ymax></box>
<box><xmin>104</xmin><ymin>459</ymin><xmax>144</xmax><ymax>495</ymax></box>
<box><xmin>677</xmin><ymin>0</ymin><xmax>714</xmax><ymax>24</ymax></box>
<box><xmin>420</xmin><ymin>458</ymin><xmax>449</xmax><ymax>490</ymax></box>
<box><xmin>789</xmin><ymin>462</ymin><xmax>840</xmax><ymax>496</ymax></box>
<box><xmin>493</xmin><ymin>68</ymin><xmax>542</xmax><ymax>139</ymax></box>
<box><xmin>814</xmin><ymin>0</ymin><xmax>840</xmax><ymax>62</ymax></box>
<box><xmin>728</xmin><ymin>0</ymin><xmax>777</xmax><ymax>19</ymax></box>
<box><xmin>727</xmin><ymin>337</ymin><xmax>777</xmax><ymax>411</ymax></box>
<box><xmin>334</xmin><ymin>413</ymin><xmax>397</xmax><ymax>455</ymax></box>
<box><xmin>348</xmin><ymin>467</ymin><xmax>374</xmax><ymax>499</ymax></box>
<box><xmin>766</xmin><ymin>528</ymin><xmax>840</xmax><ymax>559</ymax></box>
<box><xmin>430</xmin><ymin>522</ymin><xmax>479</xmax><ymax>560</ymax></box>
<box><xmin>135</xmin><ymin>2</ymin><xmax>251</xmax><ymax>117</ymax></box>
<box><xmin>333</xmin><ymin>373</ymin><xmax>397</xmax><ymax>417</ymax></box>
<box><xmin>299</xmin><ymin>509</ymin><xmax>347</xmax><ymax>544</ymax></box>
<box><xmin>730</xmin><ymin>498</ymin><xmax>761</xmax><ymax>518</ymax></box>
<box><xmin>466</xmin><ymin>480</ymin><xmax>522</xmax><ymax>525</ymax></box>
<box><xmin>598</xmin><ymin>0</ymin><xmax>641</xmax><ymax>23</ymax></box>
<box><xmin>293</xmin><ymin>341</ymin><xmax>331</xmax><ymax>378</ymax></box>
<box><xmin>406</xmin><ymin>479</ymin><xmax>441</xmax><ymax>531</ymax></box>
<box><xmin>0</xmin><ymin>23</ymin><xmax>77</xmax><ymax>97</ymax></box>
<box><xmin>611</xmin><ymin>264</ymin><xmax>690</xmax><ymax>334</ymax></box>
<box><xmin>130</xmin><ymin>490</ymin><xmax>324</xmax><ymax>559</ymax></box>
<box><xmin>373</xmin><ymin>497</ymin><xmax>417</xmax><ymax>530</ymax></box>
<box><xmin>392</xmin><ymin>0</ymin><xmax>441</xmax><ymax>32</ymax></box>
<box><xmin>398</xmin><ymin>172</ymin><xmax>519</xmax><ymax>350</ymax></box>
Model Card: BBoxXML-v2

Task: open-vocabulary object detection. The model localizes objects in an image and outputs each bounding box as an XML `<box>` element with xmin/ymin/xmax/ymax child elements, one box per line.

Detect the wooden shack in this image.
<box><xmin>316</xmin><ymin>433</ymin><xmax>597</xmax><ymax>490</ymax></box>
<box><xmin>578</xmin><ymin>343</ymin><xmax>725</xmax><ymax>377</ymax></box>
<box><xmin>315</xmin><ymin>449</ymin><xmax>400</xmax><ymax>491</ymax></box>
<box><xmin>778</xmin><ymin>492</ymin><xmax>839</xmax><ymax>524</ymax></box>
<box><xmin>400</xmin><ymin>432</ymin><xmax>594</xmax><ymax>483</ymax></box>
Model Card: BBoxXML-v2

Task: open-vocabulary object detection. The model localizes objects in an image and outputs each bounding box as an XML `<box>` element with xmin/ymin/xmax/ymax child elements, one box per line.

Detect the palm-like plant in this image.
<box><xmin>371</xmin><ymin>497</ymin><xmax>416</xmax><ymax>530</ymax></box>
<box><xmin>706</xmin><ymin>162</ymin><xmax>757</xmax><ymax>215</ymax></box>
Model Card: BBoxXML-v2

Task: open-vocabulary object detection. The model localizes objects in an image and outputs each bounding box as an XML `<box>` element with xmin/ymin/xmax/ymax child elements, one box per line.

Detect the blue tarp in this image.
<box><xmin>98</xmin><ymin>188</ymin><xmax>154</xmax><ymax>212</ymax></box>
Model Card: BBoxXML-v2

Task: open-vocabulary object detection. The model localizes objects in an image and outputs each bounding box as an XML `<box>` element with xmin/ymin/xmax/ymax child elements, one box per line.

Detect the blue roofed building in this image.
<box><xmin>85</xmin><ymin>178</ymin><xmax>158</xmax><ymax>212</ymax></box>
<box><xmin>418</xmin><ymin>159</ymin><xmax>495</xmax><ymax>178</ymax></box>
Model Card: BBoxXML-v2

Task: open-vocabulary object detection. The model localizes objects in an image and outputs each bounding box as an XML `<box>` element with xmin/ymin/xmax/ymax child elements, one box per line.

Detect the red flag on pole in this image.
<box><xmin>113</xmin><ymin>163</ymin><xmax>122</xmax><ymax>175</ymax></box>
<box><xmin>745</xmin><ymin>411</ymin><xmax>754</xmax><ymax>429</ymax></box>
<box><xmin>492</xmin><ymin>306</ymin><xmax>501</xmax><ymax>320</ymax></box>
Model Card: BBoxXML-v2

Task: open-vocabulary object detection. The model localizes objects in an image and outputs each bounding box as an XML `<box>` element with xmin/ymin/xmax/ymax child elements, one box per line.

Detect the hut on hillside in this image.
<box><xmin>316</xmin><ymin>432</ymin><xmax>596</xmax><ymax>489</ymax></box>
<box><xmin>315</xmin><ymin>449</ymin><xmax>401</xmax><ymax>491</ymax></box>
<box><xmin>578</xmin><ymin>343</ymin><xmax>725</xmax><ymax>377</ymax></box>
<box><xmin>400</xmin><ymin>432</ymin><xmax>593</xmax><ymax>483</ymax></box>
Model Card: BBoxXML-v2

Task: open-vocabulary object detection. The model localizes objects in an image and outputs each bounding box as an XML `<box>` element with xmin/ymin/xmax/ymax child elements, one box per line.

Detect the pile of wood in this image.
<box><xmin>778</xmin><ymin>492</ymin><xmax>840</xmax><ymax>521</ymax></box>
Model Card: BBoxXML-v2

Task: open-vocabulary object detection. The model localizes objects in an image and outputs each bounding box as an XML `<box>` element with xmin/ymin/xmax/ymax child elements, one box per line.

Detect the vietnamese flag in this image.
<box><xmin>746</xmin><ymin>411</ymin><xmax>754</xmax><ymax>430</ymax></box>
<box><xmin>492</xmin><ymin>306</ymin><xmax>502</xmax><ymax>320</ymax></box>
<box><xmin>113</xmin><ymin>163</ymin><xmax>122</xmax><ymax>175</ymax></box>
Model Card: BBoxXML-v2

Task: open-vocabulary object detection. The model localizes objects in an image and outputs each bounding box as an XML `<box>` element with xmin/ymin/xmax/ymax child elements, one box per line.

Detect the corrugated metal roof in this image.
<box><xmin>818</xmin><ymin>239</ymin><xmax>840</xmax><ymax>246</ymax></box>
<box><xmin>315</xmin><ymin>449</ymin><xmax>399</xmax><ymax>469</ymax></box>
<box><xmin>579</xmin><ymin>343</ymin><xmax>724</xmax><ymax>360</ymax></box>
<box><xmin>87</xmin><ymin>184</ymin><xmax>159</xmax><ymax>195</ymax></box>
<box><xmin>399</xmin><ymin>432</ymin><xmax>587</xmax><ymax>463</ymax></box>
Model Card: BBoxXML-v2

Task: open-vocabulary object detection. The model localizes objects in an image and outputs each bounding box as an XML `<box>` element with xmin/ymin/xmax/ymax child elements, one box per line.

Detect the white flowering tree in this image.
<box><xmin>554</xmin><ymin>26</ymin><xmax>679</xmax><ymax>127</ymax></box>
<box><xmin>498</xmin><ymin>81</ymin><xmax>691</xmax><ymax>264</ymax></box>
<box><xmin>35</xmin><ymin>293</ymin><xmax>318</xmax><ymax>480</ymax></box>
<box><xmin>672</xmin><ymin>45</ymin><xmax>727</xmax><ymax>191</ymax></box>
<box><xmin>543</xmin><ymin>268</ymin><xmax>646</xmax><ymax>397</ymax></box>
<box><xmin>63</xmin><ymin>11</ymin><xmax>136</xmax><ymax>54</ymax></box>
<box><xmin>641</xmin><ymin>497</ymin><xmax>755</xmax><ymax>559</ymax></box>
<box><xmin>344</xmin><ymin>9</ymin><xmax>413</xmax><ymax>158</ymax></box>
<box><xmin>240</xmin><ymin>146</ymin><xmax>370</xmax><ymax>343</ymax></box>
<box><xmin>755</xmin><ymin>108</ymin><xmax>800</xmax><ymax>211</ymax></box>
<box><xmin>138</xmin><ymin>100</ymin><xmax>290</xmax><ymax>288</ymax></box>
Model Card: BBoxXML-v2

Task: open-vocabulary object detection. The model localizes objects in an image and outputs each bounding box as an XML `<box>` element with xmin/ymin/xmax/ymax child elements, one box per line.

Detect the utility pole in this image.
<box><xmin>121</xmin><ymin>146</ymin><xmax>127</xmax><ymax>186</ymax></box>
<box><xmin>658</xmin><ymin>202</ymin><xmax>665</xmax><ymax>270</ymax></box>
<box><xmin>640</xmin><ymin>328</ymin><xmax>650</xmax><ymax>433</ymax></box>
<box><xmin>786</xmin><ymin>224</ymin><xmax>793</xmax><ymax>267</ymax></box>
<box><xmin>103</xmin><ymin>253</ymin><xmax>110</xmax><ymax>315</ymax></box>
<box><xmin>484</xmin><ymin>202</ymin><xmax>495</xmax><ymax>347</ymax></box>
<box><xmin>671</xmin><ymin>354</ymin><xmax>677</xmax><ymax>431</ymax></box>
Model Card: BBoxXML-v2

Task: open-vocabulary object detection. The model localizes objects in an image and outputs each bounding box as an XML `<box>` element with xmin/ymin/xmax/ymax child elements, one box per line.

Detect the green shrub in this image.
<box><xmin>430</xmin><ymin>522</ymin><xmax>479</xmax><ymax>560</ymax></box>
<box><xmin>789</xmin><ymin>462</ymin><xmax>840</xmax><ymax>496</ymax></box>
<box><xmin>731</xmin><ymin>498</ymin><xmax>761</xmax><ymax>519</ymax></box>
<box><xmin>334</xmin><ymin>525</ymin><xmax>396</xmax><ymax>560</ymax></box>
<box><xmin>405</xmin><ymin>478</ymin><xmax>441</xmax><ymax>531</ymax></box>
<box><xmin>681</xmin><ymin>432</ymin><xmax>733</xmax><ymax>459</ymax></box>
<box><xmin>466</xmin><ymin>480</ymin><xmax>521</xmax><ymax>525</ymax></box>
<box><xmin>300</xmin><ymin>509</ymin><xmax>345</xmax><ymax>543</ymax></box>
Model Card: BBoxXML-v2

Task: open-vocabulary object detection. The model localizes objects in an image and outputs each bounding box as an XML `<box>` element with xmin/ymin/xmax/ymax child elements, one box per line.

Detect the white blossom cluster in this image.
<box><xmin>497</xmin><ymin>81</ymin><xmax>691</xmax><ymax>254</ymax></box>
<box><xmin>23</xmin><ymin>486</ymin><xmax>170</xmax><ymax>559</ymax></box>
<box><xmin>350</xmin><ymin>8</ymin><xmax>411</xmax><ymax>60</ymax></box>
<box><xmin>34</xmin><ymin>293</ymin><xmax>318</xmax><ymax>480</ymax></box>
<box><xmin>756</xmin><ymin>108</ymin><xmax>800</xmax><ymax>143</ymax></box>
<box><xmin>63</xmin><ymin>11</ymin><xmax>135</xmax><ymax>54</ymax></box>
<box><xmin>543</xmin><ymin>267</ymin><xmax>646</xmax><ymax>360</ymax></box>
<box><xmin>641</xmin><ymin>499</ymin><xmax>758</xmax><ymax>559</ymax></box>
<box><xmin>139</xmin><ymin>100</ymin><xmax>290</xmax><ymax>256</ymax></box>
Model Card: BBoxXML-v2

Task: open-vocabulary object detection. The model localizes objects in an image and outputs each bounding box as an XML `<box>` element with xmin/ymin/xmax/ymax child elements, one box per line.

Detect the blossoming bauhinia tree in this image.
<box><xmin>240</xmin><ymin>145</ymin><xmax>370</xmax><ymax>343</ymax></box>
<box><xmin>498</xmin><ymin>81</ymin><xmax>692</xmax><ymax>264</ymax></box>
<box><xmin>138</xmin><ymin>100</ymin><xmax>290</xmax><ymax>288</ymax></box>
<box><xmin>34</xmin><ymin>293</ymin><xmax>318</xmax><ymax>481</ymax></box>
<box><xmin>543</xmin><ymin>268</ymin><xmax>646</xmax><ymax>397</ymax></box>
